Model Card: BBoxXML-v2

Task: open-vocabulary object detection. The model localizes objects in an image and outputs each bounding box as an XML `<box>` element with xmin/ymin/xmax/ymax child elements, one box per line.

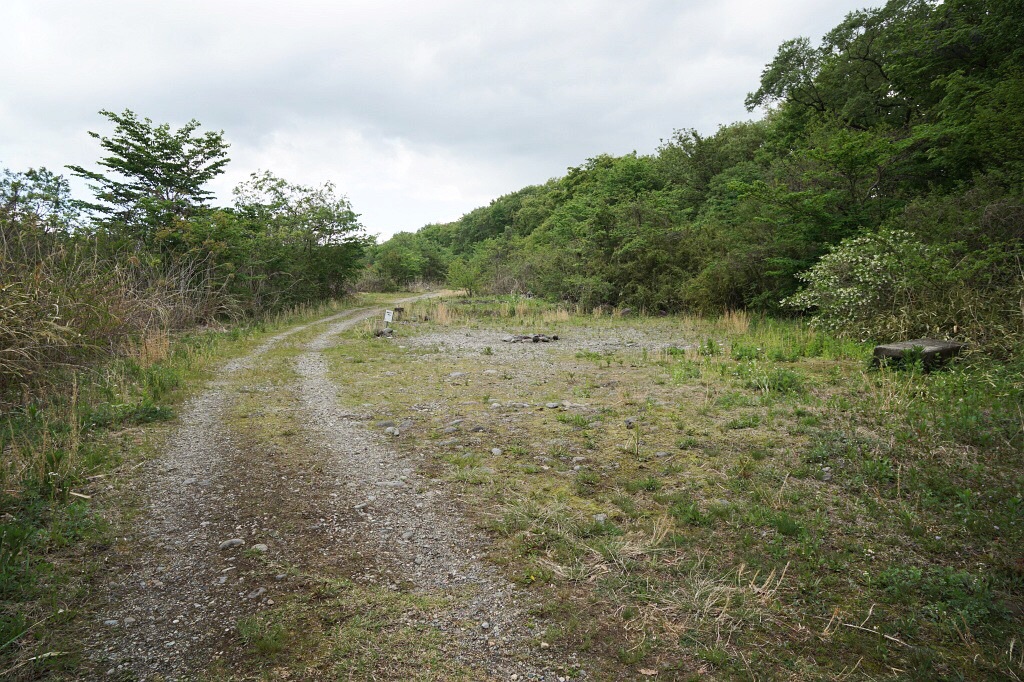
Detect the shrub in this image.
<box><xmin>786</xmin><ymin>188</ymin><xmax>1024</xmax><ymax>356</ymax></box>
<box><xmin>784</xmin><ymin>229</ymin><xmax>946</xmax><ymax>341</ymax></box>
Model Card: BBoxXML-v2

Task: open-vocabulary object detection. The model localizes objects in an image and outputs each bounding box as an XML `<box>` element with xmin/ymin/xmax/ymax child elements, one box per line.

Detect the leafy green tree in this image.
<box><xmin>233</xmin><ymin>171</ymin><xmax>362</xmax><ymax>246</ymax></box>
<box><xmin>67</xmin><ymin>109</ymin><xmax>229</xmax><ymax>248</ymax></box>
<box><xmin>366</xmin><ymin>231</ymin><xmax>450</xmax><ymax>289</ymax></box>
<box><xmin>0</xmin><ymin>167</ymin><xmax>79</xmax><ymax>236</ymax></box>
<box><xmin>446</xmin><ymin>257</ymin><xmax>483</xmax><ymax>296</ymax></box>
<box><xmin>656</xmin><ymin>122</ymin><xmax>767</xmax><ymax>210</ymax></box>
<box><xmin>372</xmin><ymin>240</ymin><xmax>424</xmax><ymax>290</ymax></box>
<box><xmin>369</xmin><ymin>0</ymin><xmax>1024</xmax><ymax>335</ymax></box>
<box><xmin>232</xmin><ymin>171</ymin><xmax>367</xmax><ymax>303</ymax></box>
<box><xmin>746</xmin><ymin>1</ymin><xmax>936</xmax><ymax>130</ymax></box>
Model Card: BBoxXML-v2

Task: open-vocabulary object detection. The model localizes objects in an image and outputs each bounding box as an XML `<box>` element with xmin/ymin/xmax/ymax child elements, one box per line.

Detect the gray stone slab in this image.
<box><xmin>872</xmin><ymin>338</ymin><xmax>965</xmax><ymax>369</ymax></box>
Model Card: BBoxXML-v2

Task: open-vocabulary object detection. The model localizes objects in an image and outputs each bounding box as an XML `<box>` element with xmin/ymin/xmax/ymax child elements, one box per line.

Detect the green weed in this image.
<box><xmin>725</xmin><ymin>414</ymin><xmax>760</xmax><ymax>430</ymax></box>
<box><xmin>626</xmin><ymin>476</ymin><xmax>662</xmax><ymax>492</ymax></box>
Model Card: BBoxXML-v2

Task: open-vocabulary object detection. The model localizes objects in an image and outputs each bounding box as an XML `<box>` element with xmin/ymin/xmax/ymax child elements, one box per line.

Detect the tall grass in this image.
<box><xmin>0</xmin><ymin>228</ymin><xmax>229</xmax><ymax>405</ymax></box>
<box><xmin>0</xmin><ymin>346</ymin><xmax>196</xmax><ymax>673</ymax></box>
<box><xmin>0</xmin><ymin>220</ymin><xmax>373</xmax><ymax>674</ymax></box>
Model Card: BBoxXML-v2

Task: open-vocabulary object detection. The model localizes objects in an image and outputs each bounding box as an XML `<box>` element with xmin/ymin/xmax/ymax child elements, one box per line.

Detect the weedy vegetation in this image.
<box><xmin>0</xmin><ymin>296</ymin><xmax>376</xmax><ymax>678</ymax></box>
<box><xmin>323</xmin><ymin>295</ymin><xmax>1023</xmax><ymax>680</ymax></box>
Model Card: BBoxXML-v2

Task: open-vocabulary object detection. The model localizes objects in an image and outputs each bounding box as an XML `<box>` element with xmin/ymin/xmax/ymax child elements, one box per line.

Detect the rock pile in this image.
<box><xmin>502</xmin><ymin>334</ymin><xmax>559</xmax><ymax>343</ymax></box>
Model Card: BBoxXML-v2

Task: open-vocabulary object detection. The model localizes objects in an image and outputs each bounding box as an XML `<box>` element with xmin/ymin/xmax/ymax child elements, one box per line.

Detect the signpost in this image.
<box><xmin>384</xmin><ymin>309</ymin><xmax>394</xmax><ymax>325</ymax></box>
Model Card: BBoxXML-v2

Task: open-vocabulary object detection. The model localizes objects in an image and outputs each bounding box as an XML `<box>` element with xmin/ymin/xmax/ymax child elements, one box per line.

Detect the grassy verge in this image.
<box><xmin>0</xmin><ymin>294</ymin><xmax>390</xmax><ymax>678</ymax></box>
<box><xmin>219</xmin><ymin>576</ymin><xmax>466</xmax><ymax>681</ymax></box>
<box><xmin>321</xmin><ymin>295</ymin><xmax>1024</xmax><ymax>680</ymax></box>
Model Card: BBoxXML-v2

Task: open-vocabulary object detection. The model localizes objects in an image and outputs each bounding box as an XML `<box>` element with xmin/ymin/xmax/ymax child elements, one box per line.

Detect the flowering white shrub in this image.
<box><xmin>786</xmin><ymin>216</ymin><xmax>1024</xmax><ymax>355</ymax></box>
<box><xmin>784</xmin><ymin>229</ymin><xmax>946</xmax><ymax>341</ymax></box>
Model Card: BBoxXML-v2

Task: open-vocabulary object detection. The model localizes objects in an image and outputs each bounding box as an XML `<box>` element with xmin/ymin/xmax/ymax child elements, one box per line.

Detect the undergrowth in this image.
<box><xmin>0</xmin><ymin>295</ymin><xmax>368</xmax><ymax>678</ymax></box>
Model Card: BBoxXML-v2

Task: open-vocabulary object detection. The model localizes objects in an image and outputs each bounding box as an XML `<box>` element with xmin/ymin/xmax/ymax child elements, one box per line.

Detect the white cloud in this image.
<box><xmin>210</xmin><ymin>123</ymin><xmax>515</xmax><ymax>238</ymax></box>
<box><xmin>1</xmin><ymin>0</ymin><xmax>874</xmax><ymax>239</ymax></box>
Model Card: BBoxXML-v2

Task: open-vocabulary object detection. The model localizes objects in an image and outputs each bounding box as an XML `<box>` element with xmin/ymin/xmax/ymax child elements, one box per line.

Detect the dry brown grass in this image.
<box><xmin>0</xmin><ymin>231</ymin><xmax>228</xmax><ymax>404</ymax></box>
<box><xmin>433</xmin><ymin>301</ymin><xmax>455</xmax><ymax>325</ymax></box>
<box><xmin>136</xmin><ymin>330</ymin><xmax>171</xmax><ymax>367</ymax></box>
<box><xmin>720</xmin><ymin>309</ymin><xmax>750</xmax><ymax>334</ymax></box>
<box><xmin>542</xmin><ymin>307</ymin><xmax>571</xmax><ymax>323</ymax></box>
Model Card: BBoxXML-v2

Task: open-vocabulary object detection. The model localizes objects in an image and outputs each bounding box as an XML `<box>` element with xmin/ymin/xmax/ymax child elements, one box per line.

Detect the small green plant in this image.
<box><xmin>671</xmin><ymin>360</ymin><xmax>702</xmax><ymax>383</ymax></box>
<box><xmin>616</xmin><ymin>643</ymin><xmax>649</xmax><ymax>664</ymax></box>
<box><xmin>514</xmin><ymin>562</ymin><xmax>554</xmax><ymax>586</ymax></box>
<box><xmin>731</xmin><ymin>342</ymin><xmax>763</xmax><ymax>361</ymax></box>
<box><xmin>444</xmin><ymin>452</ymin><xmax>482</xmax><ymax>469</ymax></box>
<box><xmin>738</xmin><ymin>363</ymin><xmax>804</xmax><ymax>394</ymax></box>
<box><xmin>699</xmin><ymin>338</ymin><xmax>721</xmax><ymax>357</ymax></box>
<box><xmin>876</xmin><ymin>566</ymin><xmax>1006</xmax><ymax>632</ymax></box>
<box><xmin>768</xmin><ymin>347</ymin><xmax>801</xmax><ymax>362</ymax></box>
<box><xmin>578</xmin><ymin>517</ymin><xmax>622</xmax><ymax>538</ymax></box>
<box><xmin>804</xmin><ymin>431</ymin><xmax>881</xmax><ymax>465</ymax></box>
<box><xmin>575</xmin><ymin>350</ymin><xmax>603</xmax><ymax>365</ymax></box>
<box><xmin>772</xmin><ymin>513</ymin><xmax>803</xmax><ymax>537</ymax></box>
<box><xmin>750</xmin><ymin>447</ymin><xmax>769</xmax><ymax>461</ymax></box>
<box><xmin>575</xmin><ymin>469</ymin><xmax>601</xmax><ymax>493</ymax></box>
<box><xmin>725</xmin><ymin>414</ymin><xmax>760</xmax><ymax>430</ymax></box>
<box><xmin>557</xmin><ymin>413</ymin><xmax>591</xmax><ymax>429</ymax></box>
<box><xmin>697</xmin><ymin>646</ymin><xmax>730</xmax><ymax>667</ymax></box>
<box><xmin>626</xmin><ymin>476</ymin><xmax>662</xmax><ymax>492</ymax></box>
<box><xmin>668</xmin><ymin>495</ymin><xmax>710</xmax><ymax>526</ymax></box>
<box><xmin>862</xmin><ymin>457</ymin><xmax>895</xmax><ymax>484</ymax></box>
<box><xmin>612</xmin><ymin>494</ymin><xmax>638</xmax><ymax>517</ymax></box>
<box><xmin>237</xmin><ymin>616</ymin><xmax>288</xmax><ymax>657</ymax></box>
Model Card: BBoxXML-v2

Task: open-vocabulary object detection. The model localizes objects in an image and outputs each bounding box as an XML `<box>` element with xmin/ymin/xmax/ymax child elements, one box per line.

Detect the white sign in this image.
<box><xmin>384</xmin><ymin>309</ymin><xmax>394</xmax><ymax>323</ymax></box>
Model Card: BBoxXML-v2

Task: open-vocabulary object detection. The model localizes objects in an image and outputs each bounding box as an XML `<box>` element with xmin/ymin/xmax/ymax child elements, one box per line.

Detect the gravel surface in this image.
<box><xmin>80</xmin><ymin>310</ymin><xmax>372</xmax><ymax>679</ymax></box>
<box><xmin>296</xmin><ymin>315</ymin><xmax>580</xmax><ymax>681</ymax></box>
<box><xmin>80</xmin><ymin>300</ymin><xmax>580</xmax><ymax>680</ymax></box>
<box><xmin>403</xmin><ymin>327</ymin><xmax>694</xmax><ymax>356</ymax></box>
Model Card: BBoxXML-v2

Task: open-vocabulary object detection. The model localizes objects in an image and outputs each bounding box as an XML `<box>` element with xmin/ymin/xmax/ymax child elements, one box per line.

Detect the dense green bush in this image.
<box><xmin>786</xmin><ymin>185</ymin><xmax>1024</xmax><ymax>354</ymax></box>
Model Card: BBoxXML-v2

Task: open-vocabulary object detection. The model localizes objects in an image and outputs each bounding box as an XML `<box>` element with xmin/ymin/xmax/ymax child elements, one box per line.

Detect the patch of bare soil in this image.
<box><xmin>403</xmin><ymin>327</ymin><xmax>691</xmax><ymax>357</ymax></box>
<box><xmin>75</xmin><ymin>300</ymin><xmax>581</xmax><ymax>681</ymax></box>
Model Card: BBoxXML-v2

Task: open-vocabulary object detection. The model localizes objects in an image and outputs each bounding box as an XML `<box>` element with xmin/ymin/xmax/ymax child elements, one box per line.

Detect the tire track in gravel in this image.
<box><xmin>292</xmin><ymin>311</ymin><xmax>583</xmax><ymax>681</ymax></box>
<box><xmin>80</xmin><ymin>294</ymin><xmax>582</xmax><ymax>681</ymax></box>
<box><xmin>78</xmin><ymin>305</ymin><xmax>377</xmax><ymax>680</ymax></box>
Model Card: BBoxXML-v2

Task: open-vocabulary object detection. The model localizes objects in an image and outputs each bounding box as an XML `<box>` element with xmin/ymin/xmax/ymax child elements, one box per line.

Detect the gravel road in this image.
<box><xmin>80</xmin><ymin>301</ymin><xmax>579</xmax><ymax>681</ymax></box>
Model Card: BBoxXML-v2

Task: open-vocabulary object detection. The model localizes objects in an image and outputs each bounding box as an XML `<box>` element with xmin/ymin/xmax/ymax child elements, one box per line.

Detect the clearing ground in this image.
<box><xmin>45</xmin><ymin>295</ymin><xmax>1024</xmax><ymax>680</ymax></box>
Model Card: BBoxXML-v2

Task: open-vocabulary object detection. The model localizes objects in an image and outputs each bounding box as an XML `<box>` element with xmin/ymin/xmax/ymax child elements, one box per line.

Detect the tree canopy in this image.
<box><xmin>364</xmin><ymin>0</ymin><xmax>1024</xmax><ymax>353</ymax></box>
<box><xmin>67</xmin><ymin>109</ymin><xmax>230</xmax><ymax>247</ymax></box>
<box><xmin>6</xmin><ymin>109</ymin><xmax>368</xmax><ymax>327</ymax></box>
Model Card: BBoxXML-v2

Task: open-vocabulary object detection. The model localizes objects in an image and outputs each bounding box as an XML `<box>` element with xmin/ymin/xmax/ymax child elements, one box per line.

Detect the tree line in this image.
<box><xmin>1</xmin><ymin>110</ymin><xmax>368</xmax><ymax>399</ymax></box>
<box><xmin>362</xmin><ymin>0</ymin><xmax>1023</xmax><ymax>354</ymax></box>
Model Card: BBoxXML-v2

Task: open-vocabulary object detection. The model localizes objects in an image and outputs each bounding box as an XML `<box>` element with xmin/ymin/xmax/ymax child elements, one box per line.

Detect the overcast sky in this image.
<box><xmin>1</xmin><ymin>0</ymin><xmax>873</xmax><ymax>240</ymax></box>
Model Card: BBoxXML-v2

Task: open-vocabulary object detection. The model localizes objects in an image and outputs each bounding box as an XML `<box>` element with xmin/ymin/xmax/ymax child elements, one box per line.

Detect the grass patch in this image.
<box><xmin>316</xmin><ymin>295</ymin><xmax>1024</xmax><ymax>681</ymax></box>
<box><xmin>221</xmin><ymin>577</ymin><xmax>471</xmax><ymax>680</ymax></box>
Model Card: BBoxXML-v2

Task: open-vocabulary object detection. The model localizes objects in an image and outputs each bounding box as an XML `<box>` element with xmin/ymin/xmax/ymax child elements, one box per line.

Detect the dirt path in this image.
<box><xmin>79</xmin><ymin>301</ymin><xmax>577</xmax><ymax>681</ymax></box>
